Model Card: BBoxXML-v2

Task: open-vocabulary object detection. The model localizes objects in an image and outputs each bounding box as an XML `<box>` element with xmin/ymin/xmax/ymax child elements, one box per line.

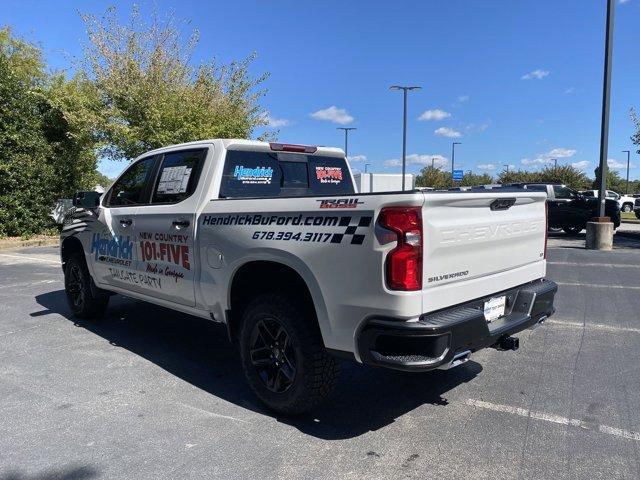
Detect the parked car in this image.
<box><xmin>507</xmin><ymin>183</ymin><xmax>620</xmax><ymax>235</ymax></box>
<box><xmin>581</xmin><ymin>189</ymin><xmax>636</xmax><ymax>213</ymax></box>
<box><xmin>61</xmin><ymin>139</ymin><xmax>557</xmax><ymax>414</ymax></box>
<box><xmin>634</xmin><ymin>198</ymin><xmax>640</xmax><ymax>220</ymax></box>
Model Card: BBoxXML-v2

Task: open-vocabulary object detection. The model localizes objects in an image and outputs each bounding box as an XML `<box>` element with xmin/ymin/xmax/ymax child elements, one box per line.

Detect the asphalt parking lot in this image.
<box><xmin>1</xmin><ymin>235</ymin><xmax>639</xmax><ymax>480</ymax></box>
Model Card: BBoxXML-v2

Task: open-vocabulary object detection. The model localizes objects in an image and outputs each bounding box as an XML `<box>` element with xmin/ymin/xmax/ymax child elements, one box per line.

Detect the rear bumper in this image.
<box><xmin>357</xmin><ymin>278</ymin><xmax>557</xmax><ymax>372</ymax></box>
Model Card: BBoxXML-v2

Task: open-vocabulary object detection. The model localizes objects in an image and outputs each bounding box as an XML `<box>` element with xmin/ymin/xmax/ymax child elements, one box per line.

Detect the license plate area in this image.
<box><xmin>484</xmin><ymin>295</ymin><xmax>506</xmax><ymax>323</ymax></box>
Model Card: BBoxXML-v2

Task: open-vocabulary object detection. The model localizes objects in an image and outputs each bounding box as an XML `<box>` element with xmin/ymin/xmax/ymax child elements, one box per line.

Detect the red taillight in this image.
<box><xmin>269</xmin><ymin>142</ymin><xmax>317</xmax><ymax>154</ymax></box>
<box><xmin>379</xmin><ymin>206</ymin><xmax>423</xmax><ymax>291</ymax></box>
<box><xmin>544</xmin><ymin>201</ymin><xmax>548</xmax><ymax>259</ymax></box>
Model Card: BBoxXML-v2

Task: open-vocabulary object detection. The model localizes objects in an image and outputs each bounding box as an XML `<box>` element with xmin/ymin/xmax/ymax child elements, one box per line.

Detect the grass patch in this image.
<box><xmin>621</xmin><ymin>212</ymin><xmax>640</xmax><ymax>224</ymax></box>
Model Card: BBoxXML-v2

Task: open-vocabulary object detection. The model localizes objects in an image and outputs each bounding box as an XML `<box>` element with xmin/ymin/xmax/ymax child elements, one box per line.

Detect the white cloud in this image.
<box><xmin>347</xmin><ymin>154</ymin><xmax>367</xmax><ymax>162</ymax></box>
<box><xmin>521</xmin><ymin>147</ymin><xmax>577</xmax><ymax>165</ymax></box>
<box><xmin>608</xmin><ymin>158</ymin><xmax>625</xmax><ymax>169</ymax></box>
<box><xmin>465</xmin><ymin>121</ymin><xmax>491</xmax><ymax>133</ymax></box>
<box><xmin>383</xmin><ymin>159</ymin><xmax>401</xmax><ymax>168</ymax></box>
<box><xmin>521</xmin><ymin>69</ymin><xmax>550</xmax><ymax>80</ymax></box>
<box><xmin>434</xmin><ymin>127</ymin><xmax>462</xmax><ymax>138</ymax></box>
<box><xmin>383</xmin><ymin>154</ymin><xmax>448</xmax><ymax>169</ymax></box>
<box><xmin>418</xmin><ymin>109</ymin><xmax>451</xmax><ymax>121</ymax></box>
<box><xmin>477</xmin><ymin>164</ymin><xmax>497</xmax><ymax>170</ymax></box>
<box><xmin>564</xmin><ymin>87</ymin><xmax>575</xmax><ymax>94</ymax></box>
<box><xmin>261</xmin><ymin>112</ymin><xmax>290</xmax><ymax>128</ymax></box>
<box><xmin>619</xmin><ymin>0</ymin><xmax>631</xmax><ymax>4</ymax></box>
<box><xmin>310</xmin><ymin>106</ymin><xmax>354</xmax><ymax>125</ymax></box>
<box><xmin>571</xmin><ymin>161</ymin><xmax>589</xmax><ymax>170</ymax></box>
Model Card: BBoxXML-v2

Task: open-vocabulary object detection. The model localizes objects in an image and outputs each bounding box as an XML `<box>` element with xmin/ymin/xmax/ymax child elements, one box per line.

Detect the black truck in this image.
<box><xmin>509</xmin><ymin>183</ymin><xmax>620</xmax><ymax>235</ymax></box>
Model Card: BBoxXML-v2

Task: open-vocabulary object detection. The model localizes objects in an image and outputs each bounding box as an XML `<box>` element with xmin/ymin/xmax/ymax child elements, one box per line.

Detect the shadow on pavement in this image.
<box><xmin>33</xmin><ymin>290</ymin><xmax>481</xmax><ymax>440</ymax></box>
<box><xmin>0</xmin><ymin>465</ymin><xmax>98</xmax><ymax>480</ymax></box>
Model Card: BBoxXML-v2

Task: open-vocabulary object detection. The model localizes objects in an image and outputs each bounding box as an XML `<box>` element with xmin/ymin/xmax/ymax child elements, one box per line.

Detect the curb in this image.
<box><xmin>0</xmin><ymin>237</ymin><xmax>60</xmax><ymax>251</ymax></box>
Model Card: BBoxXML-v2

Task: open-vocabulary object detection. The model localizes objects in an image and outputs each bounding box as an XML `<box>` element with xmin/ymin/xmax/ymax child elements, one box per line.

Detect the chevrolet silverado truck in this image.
<box><xmin>61</xmin><ymin>139</ymin><xmax>557</xmax><ymax>414</ymax></box>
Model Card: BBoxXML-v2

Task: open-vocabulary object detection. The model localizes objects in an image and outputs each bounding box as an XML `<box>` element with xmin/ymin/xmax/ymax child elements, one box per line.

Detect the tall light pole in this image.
<box><xmin>597</xmin><ymin>0</ymin><xmax>616</xmax><ymax>218</ymax></box>
<box><xmin>364</xmin><ymin>163</ymin><xmax>371</xmax><ymax>173</ymax></box>
<box><xmin>337</xmin><ymin>127</ymin><xmax>356</xmax><ymax>159</ymax></box>
<box><xmin>503</xmin><ymin>164</ymin><xmax>510</xmax><ymax>173</ymax></box>
<box><xmin>451</xmin><ymin>142</ymin><xmax>462</xmax><ymax>184</ymax></box>
<box><xmin>390</xmin><ymin>85</ymin><xmax>421</xmax><ymax>190</ymax></box>
<box><xmin>551</xmin><ymin>158</ymin><xmax>558</xmax><ymax>169</ymax></box>
<box><xmin>622</xmin><ymin>150</ymin><xmax>630</xmax><ymax>194</ymax></box>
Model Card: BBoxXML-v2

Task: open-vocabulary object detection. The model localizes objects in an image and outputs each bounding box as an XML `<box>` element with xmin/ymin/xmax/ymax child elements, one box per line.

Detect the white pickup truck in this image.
<box><xmin>61</xmin><ymin>139</ymin><xmax>557</xmax><ymax>414</ymax></box>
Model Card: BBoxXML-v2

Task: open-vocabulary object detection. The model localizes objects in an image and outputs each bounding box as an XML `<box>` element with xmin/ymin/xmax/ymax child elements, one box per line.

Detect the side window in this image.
<box><xmin>583</xmin><ymin>191</ymin><xmax>594</xmax><ymax>197</ymax></box>
<box><xmin>553</xmin><ymin>185</ymin><xmax>577</xmax><ymax>200</ymax></box>
<box><xmin>105</xmin><ymin>157</ymin><xmax>156</xmax><ymax>207</ymax></box>
<box><xmin>151</xmin><ymin>149</ymin><xmax>207</xmax><ymax>204</ymax></box>
<box><xmin>525</xmin><ymin>185</ymin><xmax>547</xmax><ymax>193</ymax></box>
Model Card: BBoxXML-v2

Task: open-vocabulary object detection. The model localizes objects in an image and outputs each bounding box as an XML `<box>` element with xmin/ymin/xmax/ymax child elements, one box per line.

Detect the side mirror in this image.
<box><xmin>72</xmin><ymin>191</ymin><xmax>102</xmax><ymax>209</ymax></box>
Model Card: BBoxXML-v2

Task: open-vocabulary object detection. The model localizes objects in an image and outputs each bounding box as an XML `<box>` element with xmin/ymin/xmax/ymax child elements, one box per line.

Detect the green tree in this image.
<box><xmin>593</xmin><ymin>166</ymin><xmax>626</xmax><ymax>192</ymax></box>
<box><xmin>497</xmin><ymin>169</ymin><xmax>540</xmax><ymax>185</ymax></box>
<box><xmin>460</xmin><ymin>171</ymin><xmax>493</xmax><ymax>187</ymax></box>
<box><xmin>0</xmin><ymin>28</ymin><xmax>101</xmax><ymax>236</ymax></box>
<box><xmin>80</xmin><ymin>6</ymin><xmax>270</xmax><ymax>161</ymax></box>
<box><xmin>415</xmin><ymin>165</ymin><xmax>451</xmax><ymax>189</ymax></box>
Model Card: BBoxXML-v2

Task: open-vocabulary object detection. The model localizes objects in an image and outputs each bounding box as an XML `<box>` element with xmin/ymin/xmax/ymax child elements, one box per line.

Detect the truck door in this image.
<box><xmin>92</xmin><ymin>156</ymin><xmax>157</xmax><ymax>290</ymax></box>
<box><xmin>132</xmin><ymin>148</ymin><xmax>208</xmax><ymax>307</ymax></box>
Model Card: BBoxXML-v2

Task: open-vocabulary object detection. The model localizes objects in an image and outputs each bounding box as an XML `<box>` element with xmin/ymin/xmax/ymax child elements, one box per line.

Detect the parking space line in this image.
<box><xmin>546</xmin><ymin>319</ymin><xmax>640</xmax><ymax>334</ymax></box>
<box><xmin>0</xmin><ymin>253</ymin><xmax>60</xmax><ymax>265</ymax></box>
<box><xmin>548</xmin><ymin>261</ymin><xmax>640</xmax><ymax>269</ymax></box>
<box><xmin>466</xmin><ymin>399</ymin><xmax>640</xmax><ymax>442</ymax></box>
<box><xmin>555</xmin><ymin>281</ymin><xmax>640</xmax><ymax>290</ymax></box>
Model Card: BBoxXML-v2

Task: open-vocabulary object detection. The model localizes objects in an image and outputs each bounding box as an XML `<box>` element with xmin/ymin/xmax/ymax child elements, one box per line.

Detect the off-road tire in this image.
<box><xmin>239</xmin><ymin>294</ymin><xmax>340</xmax><ymax>415</ymax></box>
<box><xmin>64</xmin><ymin>253</ymin><xmax>109</xmax><ymax>319</ymax></box>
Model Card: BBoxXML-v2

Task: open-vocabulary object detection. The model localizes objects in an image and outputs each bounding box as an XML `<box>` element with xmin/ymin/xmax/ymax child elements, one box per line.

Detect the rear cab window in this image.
<box><xmin>219</xmin><ymin>150</ymin><xmax>354</xmax><ymax>198</ymax></box>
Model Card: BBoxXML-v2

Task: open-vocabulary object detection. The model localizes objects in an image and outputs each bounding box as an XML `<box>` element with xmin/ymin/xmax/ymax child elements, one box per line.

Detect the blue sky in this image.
<box><xmin>5</xmin><ymin>0</ymin><xmax>640</xmax><ymax>180</ymax></box>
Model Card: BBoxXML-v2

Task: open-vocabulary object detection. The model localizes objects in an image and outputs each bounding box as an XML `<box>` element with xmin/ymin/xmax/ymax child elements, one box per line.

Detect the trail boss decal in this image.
<box><xmin>317</xmin><ymin>198</ymin><xmax>363</xmax><ymax>209</ymax></box>
<box><xmin>202</xmin><ymin>213</ymin><xmax>372</xmax><ymax>245</ymax></box>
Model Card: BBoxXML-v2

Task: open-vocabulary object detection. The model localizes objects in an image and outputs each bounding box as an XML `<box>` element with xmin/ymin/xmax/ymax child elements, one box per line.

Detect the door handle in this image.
<box><xmin>172</xmin><ymin>220</ymin><xmax>190</xmax><ymax>228</ymax></box>
<box><xmin>120</xmin><ymin>219</ymin><xmax>133</xmax><ymax>227</ymax></box>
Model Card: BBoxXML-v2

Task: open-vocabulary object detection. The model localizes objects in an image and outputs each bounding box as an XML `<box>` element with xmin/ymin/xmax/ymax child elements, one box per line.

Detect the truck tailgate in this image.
<box><xmin>421</xmin><ymin>192</ymin><xmax>547</xmax><ymax>307</ymax></box>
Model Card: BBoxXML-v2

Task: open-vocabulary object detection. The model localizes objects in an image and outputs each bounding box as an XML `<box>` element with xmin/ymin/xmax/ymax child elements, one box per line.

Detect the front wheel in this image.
<box><xmin>622</xmin><ymin>204</ymin><xmax>633</xmax><ymax>213</ymax></box>
<box><xmin>239</xmin><ymin>294</ymin><xmax>340</xmax><ymax>415</ymax></box>
<box><xmin>64</xmin><ymin>253</ymin><xmax>109</xmax><ymax>318</ymax></box>
<box><xmin>562</xmin><ymin>226</ymin><xmax>583</xmax><ymax>236</ymax></box>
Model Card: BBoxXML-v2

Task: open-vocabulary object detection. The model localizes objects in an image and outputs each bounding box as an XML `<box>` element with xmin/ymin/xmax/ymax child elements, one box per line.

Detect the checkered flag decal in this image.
<box><xmin>331</xmin><ymin>215</ymin><xmax>373</xmax><ymax>245</ymax></box>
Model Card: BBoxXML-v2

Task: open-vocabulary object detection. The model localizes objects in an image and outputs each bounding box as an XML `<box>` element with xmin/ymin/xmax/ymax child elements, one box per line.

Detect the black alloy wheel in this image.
<box><xmin>249</xmin><ymin>317</ymin><xmax>297</xmax><ymax>393</ymax></box>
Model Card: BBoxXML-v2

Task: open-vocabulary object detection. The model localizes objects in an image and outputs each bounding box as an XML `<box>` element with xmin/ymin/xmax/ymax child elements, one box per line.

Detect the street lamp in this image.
<box><xmin>622</xmin><ymin>150</ymin><xmax>630</xmax><ymax>194</ymax></box>
<box><xmin>390</xmin><ymin>85</ymin><xmax>422</xmax><ymax>190</ymax></box>
<box><xmin>551</xmin><ymin>158</ymin><xmax>558</xmax><ymax>169</ymax></box>
<box><xmin>503</xmin><ymin>164</ymin><xmax>510</xmax><ymax>173</ymax></box>
<box><xmin>451</xmin><ymin>142</ymin><xmax>462</xmax><ymax>183</ymax></box>
<box><xmin>364</xmin><ymin>163</ymin><xmax>371</xmax><ymax>173</ymax></box>
<box><xmin>596</xmin><ymin>0</ymin><xmax>616</xmax><ymax>218</ymax></box>
<box><xmin>337</xmin><ymin>127</ymin><xmax>356</xmax><ymax>159</ymax></box>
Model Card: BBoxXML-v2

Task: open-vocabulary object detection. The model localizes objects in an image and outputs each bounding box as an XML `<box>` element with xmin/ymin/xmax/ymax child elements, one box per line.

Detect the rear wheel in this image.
<box><xmin>239</xmin><ymin>294</ymin><xmax>340</xmax><ymax>415</ymax></box>
<box><xmin>562</xmin><ymin>226</ymin><xmax>582</xmax><ymax>236</ymax></box>
<box><xmin>622</xmin><ymin>203</ymin><xmax>633</xmax><ymax>213</ymax></box>
<box><xmin>64</xmin><ymin>253</ymin><xmax>109</xmax><ymax>318</ymax></box>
